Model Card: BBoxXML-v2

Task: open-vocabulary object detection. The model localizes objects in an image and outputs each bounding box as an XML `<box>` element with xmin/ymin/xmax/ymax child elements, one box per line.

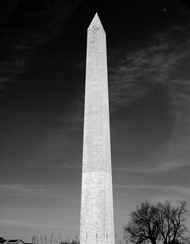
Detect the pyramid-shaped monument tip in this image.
<box><xmin>88</xmin><ymin>13</ymin><xmax>104</xmax><ymax>30</ymax></box>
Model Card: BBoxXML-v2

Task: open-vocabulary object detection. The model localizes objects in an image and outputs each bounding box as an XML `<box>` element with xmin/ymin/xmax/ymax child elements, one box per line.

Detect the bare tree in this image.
<box><xmin>157</xmin><ymin>201</ymin><xmax>189</xmax><ymax>244</ymax></box>
<box><xmin>124</xmin><ymin>201</ymin><xmax>189</xmax><ymax>244</ymax></box>
<box><xmin>124</xmin><ymin>201</ymin><xmax>160</xmax><ymax>244</ymax></box>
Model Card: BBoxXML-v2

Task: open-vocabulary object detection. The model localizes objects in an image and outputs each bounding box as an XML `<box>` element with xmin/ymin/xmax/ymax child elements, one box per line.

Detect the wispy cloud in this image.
<box><xmin>108</xmin><ymin>21</ymin><xmax>190</xmax><ymax>172</ymax></box>
<box><xmin>0</xmin><ymin>219</ymin><xmax>79</xmax><ymax>229</ymax></box>
<box><xmin>28</xmin><ymin>162</ymin><xmax>81</xmax><ymax>170</ymax></box>
<box><xmin>113</xmin><ymin>160</ymin><xmax>190</xmax><ymax>173</ymax></box>
<box><xmin>0</xmin><ymin>183</ymin><xmax>78</xmax><ymax>197</ymax></box>
<box><xmin>109</xmin><ymin>25</ymin><xmax>190</xmax><ymax>111</ymax></box>
<box><xmin>0</xmin><ymin>184</ymin><xmax>46</xmax><ymax>196</ymax></box>
<box><xmin>0</xmin><ymin>0</ymin><xmax>84</xmax><ymax>89</ymax></box>
<box><xmin>44</xmin><ymin>163</ymin><xmax>81</xmax><ymax>170</ymax></box>
<box><xmin>115</xmin><ymin>184</ymin><xmax>190</xmax><ymax>196</ymax></box>
<box><xmin>28</xmin><ymin>100</ymin><xmax>84</xmax><ymax>168</ymax></box>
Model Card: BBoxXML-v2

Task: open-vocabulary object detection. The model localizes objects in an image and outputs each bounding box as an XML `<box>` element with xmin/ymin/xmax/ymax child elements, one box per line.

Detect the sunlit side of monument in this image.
<box><xmin>80</xmin><ymin>13</ymin><xmax>115</xmax><ymax>244</ymax></box>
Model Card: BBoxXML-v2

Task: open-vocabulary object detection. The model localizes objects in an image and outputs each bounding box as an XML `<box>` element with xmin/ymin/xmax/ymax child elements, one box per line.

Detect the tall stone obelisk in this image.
<box><xmin>80</xmin><ymin>13</ymin><xmax>115</xmax><ymax>244</ymax></box>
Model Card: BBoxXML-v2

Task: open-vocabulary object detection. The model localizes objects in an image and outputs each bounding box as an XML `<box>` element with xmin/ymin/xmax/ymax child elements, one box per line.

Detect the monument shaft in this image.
<box><xmin>80</xmin><ymin>13</ymin><xmax>115</xmax><ymax>244</ymax></box>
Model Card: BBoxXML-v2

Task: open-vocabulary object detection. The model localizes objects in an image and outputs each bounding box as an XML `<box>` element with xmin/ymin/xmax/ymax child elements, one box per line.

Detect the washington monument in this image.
<box><xmin>80</xmin><ymin>13</ymin><xmax>115</xmax><ymax>244</ymax></box>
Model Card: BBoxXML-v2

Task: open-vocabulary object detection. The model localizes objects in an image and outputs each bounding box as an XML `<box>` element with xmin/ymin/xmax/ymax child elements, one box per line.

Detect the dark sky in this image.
<box><xmin>0</xmin><ymin>0</ymin><xmax>190</xmax><ymax>242</ymax></box>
